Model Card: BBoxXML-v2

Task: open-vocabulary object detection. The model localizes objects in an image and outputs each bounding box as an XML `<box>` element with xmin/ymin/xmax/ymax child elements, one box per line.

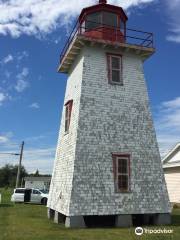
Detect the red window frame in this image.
<box><xmin>112</xmin><ymin>153</ymin><xmax>130</xmax><ymax>192</ymax></box>
<box><xmin>107</xmin><ymin>53</ymin><xmax>123</xmax><ymax>85</ymax></box>
<box><xmin>64</xmin><ymin>100</ymin><xmax>73</xmax><ymax>133</ymax></box>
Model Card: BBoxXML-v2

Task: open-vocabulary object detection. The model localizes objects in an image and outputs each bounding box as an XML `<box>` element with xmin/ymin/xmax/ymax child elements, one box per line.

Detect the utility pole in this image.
<box><xmin>15</xmin><ymin>141</ymin><xmax>25</xmax><ymax>188</ymax></box>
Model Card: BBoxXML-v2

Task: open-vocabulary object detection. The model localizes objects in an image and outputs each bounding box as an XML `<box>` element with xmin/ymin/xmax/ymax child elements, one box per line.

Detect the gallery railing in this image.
<box><xmin>59</xmin><ymin>20</ymin><xmax>154</xmax><ymax>65</ymax></box>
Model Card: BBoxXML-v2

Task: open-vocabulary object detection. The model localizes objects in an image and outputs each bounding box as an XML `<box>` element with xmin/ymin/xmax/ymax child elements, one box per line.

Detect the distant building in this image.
<box><xmin>163</xmin><ymin>143</ymin><xmax>180</xmax><ymax>203</ymax></box>
<box><xmin>24</xmin><ymin>176</ymin><xmax>51</xmax><ymax>191</ymax></box>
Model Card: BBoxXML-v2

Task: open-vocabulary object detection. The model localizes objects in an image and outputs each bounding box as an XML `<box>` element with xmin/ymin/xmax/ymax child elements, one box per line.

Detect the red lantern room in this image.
<box><xmin>79</xmin><ymin>0</ymin><xmax>128</xmax><ymax>43</ymax></box>
<box><xmin>58</xmin><ymin>0</ymin><xmax>154</xmax><ymax>73</ymax></box>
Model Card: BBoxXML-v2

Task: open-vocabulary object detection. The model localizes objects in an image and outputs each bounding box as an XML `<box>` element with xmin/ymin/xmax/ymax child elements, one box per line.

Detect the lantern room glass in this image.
<box><xmin>85</xmin><ymin>12</ymin><xmax>101</xmax><ymax>30</ymax></box>
<box><xmin>85</xmin><ymin>11</ymin><xmax>121</xmax><ymax>30</ymax></box>
<box><xmin>103</xmin><ymin>12</ymin><xmax>118</xmax><ymax>28</ymax></box>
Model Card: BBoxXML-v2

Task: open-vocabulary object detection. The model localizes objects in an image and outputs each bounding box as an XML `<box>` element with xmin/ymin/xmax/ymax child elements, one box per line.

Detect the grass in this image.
<box><xmin>0</xmin><ymin>188</ymin><xmax>180</xmax><ymax>240</ymax></box>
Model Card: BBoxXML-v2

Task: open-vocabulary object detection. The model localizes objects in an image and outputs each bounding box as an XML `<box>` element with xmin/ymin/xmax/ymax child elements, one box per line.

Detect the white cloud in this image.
<box><xmin>0</xmin><ymin>136</ymin><xmax>9</xmax><ymax>143</ymax></box>
<box><xmin>0</xmin><ymin>52</ymin><xmax>29</xmax><ymax>105</ymax></box>
<box><xmin>165</xmin><ymin>0</ymin><xmax>180</xmax><ymax>43</ymax></box>
<box><xmin>0</xmin><ymin>131</ymin><xmax>56</xmax><ymax>173</ymax></box>
<box><xmin>4</xmin><ymin>70</ymin><xmax>11</xmax><ymax>79</ymax></box>
<box><xmin>15</xmin><ymin>67</ymin><xmax>29</xmax><ymax>92</ymax></box>
<box><xmin>158</xmin><ymin>97</ymin><xmax>180</xmax><ymax>129</ymax></box>
<box><xmin>1</xmin><ymin>51</ymin><xmax>28</xmax><ymax>66</ymax></box>
<box><xmin>25</xmin><ymin>135</ymin><xmax>46</xmax><ymax>142</ymax></box>
<box><xmin>0</xmin><ymin>0</ymin><xmax>156</xmax><ymax>38</ymax></box>
<box><xmin>162</xmin><ymin>97</ymin><xmax>180</xmax><ymax>109</ymax></box>
<box><xmin>15</xmin><ymin>79</ymin><xmax>29</xmax><ymax>92</ymax></box>
<box><xmin>23</xmin><ymin>147</ymin><xmax>55</xmax><ymax>174</ymax></box>
<box><xmin>29</xmin><ymin>102</ymin><xmax>40</xmax><ymax>109</ymax></box>
<box><xmin>1</xmin><ymin>54</ymin><xmax>14</xmax><ymax>64</ymax></box>
<box><xmin>17</xmin><ymin>51</ymin><xmax>29</xmax><ymax>61</ymax></box>
<box><xmin>0</xmin><ymin>92</ymin><xmax>11</xmax><ymax>105</ymax></box>
<box><xmin>0</xmin><ymin>132</ymin><xmax>13</xmax><ymax>143</ymax></box>
<box><xmin>0</xmin><ymin>145</ymin><xmax>55</xmax><ymax>174</ymax></box>
<box><xmin>0</xmin><ymin>92</ymin><xmax>6</xmax><ymax>105</ymax></box>
<box><xmin>112</xmin><ymin>0</ymin><xmax>155</xmax><ymax>8</ymax></box>
<box><xmin>155</xmin><ymin>96</ymin><xmax>180</xmax><ymax>157</ymax></box>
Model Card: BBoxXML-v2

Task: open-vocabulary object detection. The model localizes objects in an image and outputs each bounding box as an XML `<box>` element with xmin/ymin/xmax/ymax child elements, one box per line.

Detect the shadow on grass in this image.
<box><xmin>171</xmin><ymin>214</ymin><xmax>180</xmax><ymax>226</ymax></box>
<box><xmin>0</xmin><ymin>203</ymin><xmax>13</xmax><ymax>208</ymax></box>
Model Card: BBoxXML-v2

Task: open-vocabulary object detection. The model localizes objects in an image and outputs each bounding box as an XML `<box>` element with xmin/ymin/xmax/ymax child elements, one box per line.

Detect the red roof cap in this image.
<box><xmin>99</xmin><ymin>0</ymin><xmax>107</xmax><ymax>3</ymax></box>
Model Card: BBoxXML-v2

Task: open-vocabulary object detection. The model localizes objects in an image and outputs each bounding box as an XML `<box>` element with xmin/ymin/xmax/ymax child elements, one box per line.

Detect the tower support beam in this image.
<box><xmin>115</xmin><ymin>215</ymin><xmax>133</xmax><ymax>227</ymax></box>
<box><xmin>65</xmin><ymin>216</ymin><xmax>86</xmax><ymax>228</ymax></box>
<box><xmin>154</xmin><ymin>213</ymin><xmax>171</xmax><ymax>225</ymax></box>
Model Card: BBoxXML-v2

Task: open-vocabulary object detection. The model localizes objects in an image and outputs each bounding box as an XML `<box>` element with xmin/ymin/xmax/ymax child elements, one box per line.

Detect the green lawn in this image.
<box><xmin>0</xmin><ymin>188</ymin><xmax>180</xmax><ymax>240</ymax></box>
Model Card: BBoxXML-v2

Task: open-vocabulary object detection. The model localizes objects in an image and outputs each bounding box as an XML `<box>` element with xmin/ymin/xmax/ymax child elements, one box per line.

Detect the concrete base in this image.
<box><xmin>54</xmin><ymin>211</ymin><xmax>66</xmax><ymax>224</ymax></box>
<box><xmin>142</xmin><ymin>215</ymin><xmax>150</xmax><ymax>225</ymax></box>
<box><xmin>48</xmin><ymin>212</ymin><xmax>171</xmax><ymax>228</ymax></box>
<box><xmin>65</xmin><ymin>216</ymin><xmax>86</xmax><ymax>228</ymax></box>
<box><xmin>54</xmin><ymin>211</ymin><xmax>60</xmax><ymax>224</ymax></box>
<box><xmin>154</xmin><ymin>213</ymin><xmax>171</xmax><ymax>225</ymax></box>
<box><xmin>115</xmin><ymin>214</ymin><xmax>132</xmax><ymax>227</ymax></box>
<box><xmin>47</xmin><ymin>208</ymin><xmax>55</xmax><ymax>220</ymax></box>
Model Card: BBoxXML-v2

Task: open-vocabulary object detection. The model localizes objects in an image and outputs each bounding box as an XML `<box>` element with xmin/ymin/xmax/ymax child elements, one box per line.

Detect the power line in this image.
<box><xmin>0</xmin><ymin>153</ymin><xmax>20</xmax><ymax>156</ymax></box>
<box><xmin>1</xmin><ymin>143</ymin><xmax>20</xmax><ymax>146</ymax></box>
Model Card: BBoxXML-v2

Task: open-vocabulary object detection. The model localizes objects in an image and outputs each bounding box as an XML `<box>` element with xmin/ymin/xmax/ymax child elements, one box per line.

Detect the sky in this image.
<box><xmin>0</xmin><ymin>0</ymin><xmax>180</xmax><ymax>174</ymax></box>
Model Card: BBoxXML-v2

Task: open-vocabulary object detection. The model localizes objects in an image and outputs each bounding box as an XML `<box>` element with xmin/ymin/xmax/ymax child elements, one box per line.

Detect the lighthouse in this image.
<box><xmin>47</xmin><ymin>0</ymin><xmax>171</xmax><ymax>228</ymax></box>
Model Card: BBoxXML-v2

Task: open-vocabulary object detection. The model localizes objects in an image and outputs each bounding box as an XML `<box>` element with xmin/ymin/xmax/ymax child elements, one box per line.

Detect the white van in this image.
<box><xmin>11</xmin><ymin>188</ymin><xmax>48</xmax><ymax>205</ymax></box>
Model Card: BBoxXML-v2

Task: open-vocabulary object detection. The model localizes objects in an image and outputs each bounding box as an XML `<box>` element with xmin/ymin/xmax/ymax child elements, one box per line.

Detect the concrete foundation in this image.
<box><xmin>48</xmin><ymin>211</ymin><xmax>171</xmax><ymax>228</ymax></box>
<box><xmin>115</xmin><ymin>214</ymin><xmax>132</xmax><ymax>227</ymax></box>
<box><xmin>54</xmin><ymin>211</ymin><xmax>59</xmax><ymax>224</ymax></box>
<box><xmin>47</xmin><ymin>208</ymin><xmax>55</xmax><ymax>220</ymax></box>
<box><xmin>65</xmin><ymin>216</ymin><xmax>86</xmax><ymax>228</ymax></box>
<box><xmin>54</xmin><ymin>211</ymin><xmax>66</xmax><ymax>224</ymax></box>
<box><xmin>154</xmin><ymin>213</ymin><xmax>171</xmax><ymax>225</ymax></box>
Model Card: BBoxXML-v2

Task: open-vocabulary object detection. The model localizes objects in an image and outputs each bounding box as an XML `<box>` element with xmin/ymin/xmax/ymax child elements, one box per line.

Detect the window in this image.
<box><xmin>33</xmin><ymin>190</ymin><xmax>40</xmax><ymax>194</ymax></box>
<box><xmin>65</xmin><ymin>100</ymin><xmax>73</xmax><ymax>132</ymax></box>
<box><xmin>120</xmin><ymin>20</ymin><xmax>126</xmax><ymax>37</ymax></box>
<box><xmin>103</xmin><ymin>12</ymin><xmax>118</xmax><ymax>28</ymax></box>
<box><xmin>120</xmin><ymin>19</ymin><xmax>125</xmax><ymax>31</ymax></box>
<box><xmin>85</xmin><ymin>11</ymin><xmax>119</xmax><ymax>30</ymax></box>
<box><xmin>86</xmin><ymin>12</ymin><xmax>102</xmax><ymax>30</ymax></box>
<box><xmin>107</xmin><ymin>54</ymin><xmax>122</xmax><ymax>84</ymax></box>
<box><xmin>15</xmin><ymin>189</ymin><xmax>25</xmax><ymax>194</ymax></box>
<box><xmin>112</xmin><ymin>154</ymin><xmax>130</xmax><ymax>192</ymax></box>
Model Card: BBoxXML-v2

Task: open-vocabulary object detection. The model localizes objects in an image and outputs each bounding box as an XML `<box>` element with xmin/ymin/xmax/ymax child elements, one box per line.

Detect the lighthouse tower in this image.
<box><xmin>47</xmin><ymin>0</ymin><xmax>171</xmax><ymax>228</ymax></box>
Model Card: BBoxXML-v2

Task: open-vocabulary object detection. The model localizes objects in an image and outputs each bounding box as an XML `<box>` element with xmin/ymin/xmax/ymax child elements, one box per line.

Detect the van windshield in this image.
<box><xmin>40</xmin><ymin>189</ymin><xmax>49</xmax><ymax>194</ymax></box>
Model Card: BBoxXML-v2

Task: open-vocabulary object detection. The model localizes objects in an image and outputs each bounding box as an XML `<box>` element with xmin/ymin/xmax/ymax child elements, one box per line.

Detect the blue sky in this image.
<box><xmin>0</xmin><ymin>0</ymin><xmax>180</xmax><ymax>174</ymax></box>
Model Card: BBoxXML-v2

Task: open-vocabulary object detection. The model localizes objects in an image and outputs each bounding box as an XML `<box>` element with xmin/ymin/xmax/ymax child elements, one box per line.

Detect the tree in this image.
<box><xmin>34</xmin><ymin>169</ymin><xmax>39</xmax><ymax>176</ymax></box>
<box><xmin>0</xmin><ymin>164</ymin><xmax>28</xmax><ymax>188</ymax></box>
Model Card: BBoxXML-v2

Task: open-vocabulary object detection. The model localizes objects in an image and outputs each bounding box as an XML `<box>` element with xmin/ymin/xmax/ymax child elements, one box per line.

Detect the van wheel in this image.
<box><xmin>41</xmin><ymin>198</ymin><xmax>47</xmax><ymax>205</ymax></box>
